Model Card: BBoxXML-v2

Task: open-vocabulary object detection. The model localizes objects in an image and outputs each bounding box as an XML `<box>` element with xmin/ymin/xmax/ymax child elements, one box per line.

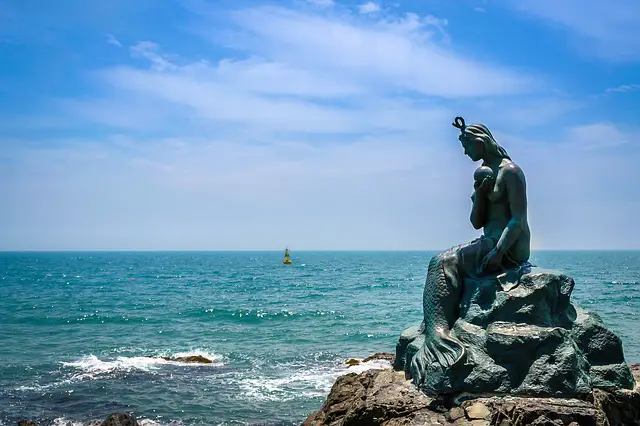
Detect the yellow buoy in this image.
<box><xmin>283</xmin><ymin>247</ymin><xmax>292</xmax><ymax>264</ymax></box>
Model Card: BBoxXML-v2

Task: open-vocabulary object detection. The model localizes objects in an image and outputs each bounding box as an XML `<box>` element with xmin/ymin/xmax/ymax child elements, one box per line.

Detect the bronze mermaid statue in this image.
<box><xmin>410</xmin><ymin>117</ymin><xmax>531</xmax><ymax>395</ymax></box>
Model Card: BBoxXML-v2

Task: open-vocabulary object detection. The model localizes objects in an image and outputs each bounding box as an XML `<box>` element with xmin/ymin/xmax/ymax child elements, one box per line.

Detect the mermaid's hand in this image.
<box><xmin>474</xmin><ymin>175</ymin><xmax>494</xmax><ymax>195</ymax></box>
<box><xmin>480</xmin><ymin>248</ymin><xmax>503</xmax><ymax>274</ymax></box>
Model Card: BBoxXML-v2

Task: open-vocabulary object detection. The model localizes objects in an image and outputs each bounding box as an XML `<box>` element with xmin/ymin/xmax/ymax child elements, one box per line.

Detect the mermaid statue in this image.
<box><xmin>410</xmin><ymin>117</ymin><xmax>532</xmax><ymax>395</ymax></box>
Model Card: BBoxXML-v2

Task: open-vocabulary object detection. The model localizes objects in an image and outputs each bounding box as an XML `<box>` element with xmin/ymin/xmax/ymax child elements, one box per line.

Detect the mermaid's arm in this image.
<box><xmin>470</xmin><ymin>192</ymin><xmax>486</xmax><ymax>230</ymax></box>
<box><xmin>495</xmin><ymin>165</ymin><xmax>527</xmax><ymax>255</ymax></box>
<box><xmin>470</xmin><ymin>176</ymin><xmax>492</xmax><ymax>230</ymax></box>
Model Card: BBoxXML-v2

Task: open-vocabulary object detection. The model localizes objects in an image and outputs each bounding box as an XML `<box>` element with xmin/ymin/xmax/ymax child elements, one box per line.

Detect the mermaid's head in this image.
<box><xmin>452</xmin><ymin>116</ymin><xmax>510</xmax><ymax>162</ymax></box>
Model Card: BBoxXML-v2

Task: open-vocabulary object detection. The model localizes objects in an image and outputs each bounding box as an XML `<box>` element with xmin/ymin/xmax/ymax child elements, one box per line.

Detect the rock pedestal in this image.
<box><xmin>303</xmin><ymin>362</ymin><xmax>640</xmax><ymax>426</ymax></box>
<box><xmin>395</xmin><ymin>268</ymin><xmax>635</xmax><ymax>396</ymax></box>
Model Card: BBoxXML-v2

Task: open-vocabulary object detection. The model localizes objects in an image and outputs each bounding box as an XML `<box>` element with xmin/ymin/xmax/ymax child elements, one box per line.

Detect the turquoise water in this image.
<box><xmin>1</xmin><ymin>251</ymin><xmax>639</xmax><ymax>426</ymax></box>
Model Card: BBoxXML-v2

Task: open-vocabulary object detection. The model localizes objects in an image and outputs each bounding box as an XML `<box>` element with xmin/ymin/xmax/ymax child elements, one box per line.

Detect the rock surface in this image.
<box><xmin>303</xmin><ymin>363</ymin><xmax>640</xmax><ymax>426</ymax></box>
<box><xmin>346</xmin><ymin>353</ymin><xmax>396</xmax><ymax>367</ymax></box>
<box><xmin>17</xmin><ymin>413</ymin><xmax>138</xmax><ymax>426</ymax></box>
<box><xmin>160</xmin><ymin>355</ymin><xmax>213</xmax><ymax>364</ymax></box>
<box><xmin>142</xmin><ymin>355</ymin><xmax>214</xmax><ymax>364</ymax></box>
<box><xmin>396</xmin><ymin>268</ymin><xmax>636</xmax><ymax>396</ymax></box>
<box><xmin>100</xmin><ymin>413</ymin><xmax>138</xmax><ymax>426</ymax></box>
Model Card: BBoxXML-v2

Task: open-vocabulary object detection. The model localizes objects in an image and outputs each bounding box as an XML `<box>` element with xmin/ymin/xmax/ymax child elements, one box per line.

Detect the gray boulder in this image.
<box><xmin>303</xmin><ymin>363</ymin><xmax>640</xmax><ymax>426</ymax></box>
<box><xmin>395</xmin><ymin>268</ymin><xmax>635</xmax><ymax>396</ymax></box>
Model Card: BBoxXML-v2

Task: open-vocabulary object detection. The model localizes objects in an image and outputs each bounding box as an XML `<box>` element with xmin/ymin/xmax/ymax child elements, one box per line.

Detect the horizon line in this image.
<box><xmin>2</xmin><ymin>248</ymin><xmax>640</xmax><ymax>253</ymax></box>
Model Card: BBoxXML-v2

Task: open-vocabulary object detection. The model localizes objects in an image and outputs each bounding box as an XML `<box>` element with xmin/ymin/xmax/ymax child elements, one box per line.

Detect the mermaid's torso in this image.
<box><xmin>482</xmin><ymin>163</ymin><xmax>530</xmax><ymax>264</ymax></box>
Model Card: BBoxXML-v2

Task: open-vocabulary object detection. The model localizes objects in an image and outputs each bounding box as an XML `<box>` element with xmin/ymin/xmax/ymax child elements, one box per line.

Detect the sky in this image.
<box><xmin>0</xmin><ymin>0</ymin><xmax>639</xmax><ymax>251</ymax></box>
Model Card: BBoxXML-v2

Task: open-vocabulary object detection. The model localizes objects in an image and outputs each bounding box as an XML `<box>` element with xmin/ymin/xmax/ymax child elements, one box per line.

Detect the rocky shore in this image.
<box><xmin>18</xmin><ymin>412</ymin><xmax>138</xmax><ymax>426</ymax></box>
<box><xmin>15</xmin><ymin>355</ymin><xmax>639</xmax><ymax>425</ymax></box>
<box><xmin>303</xmin><ymin>355</ymin><xmax>640</xmax><ymax>426</ymax></box>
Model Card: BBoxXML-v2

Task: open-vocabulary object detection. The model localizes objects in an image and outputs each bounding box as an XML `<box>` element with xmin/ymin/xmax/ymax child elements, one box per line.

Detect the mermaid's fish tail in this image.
<box><xmin>410</xmin><ymin>329</ymin><xmax>466</xmax><ymax>394</ymax></box>
<box><xmin>412</xmin><ymin>249</ymin><xmax>466</xmax><ymax>393</ymax></box>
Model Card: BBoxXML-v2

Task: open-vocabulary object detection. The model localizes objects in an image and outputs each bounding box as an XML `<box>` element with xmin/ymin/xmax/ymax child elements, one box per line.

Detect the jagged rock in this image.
<box><xmin>586</xmin><ymin>364</ymin><xmax>640</xmax><ymax>426</ymax></box>
<box><xmin>395</xmin><ymin>269</ymin><xmax>636</xmax><ymax>396</ymax></box>
<box><xmin>100</xmin><ymin>413</ymin><xmax>138</xmax><ymax>426</ymax></box>
<box><xmin>16</xmin><ymin>413</ymin><xmax>138</xmax><ymax>426</ymax></box>
<box><xmin>363</xmin><ymin>353</ymin><xmax>396</xmax><ymax>363</ymax></box>
<box><xmin>302</xmin><ymin>369</ymin><xmax>447</xmax><ymax>426</ymax></box>
<box><xmin>461</xmin><ymin>397</ymin><xmax>607</xmax><ymax>426</ymax></box>
<box><xmin>571</xmin><ymin>307</ymin><xmax>635</xmax><ymax>390</ymax></box>
<box><xmin>158</xmin><ymin>355</ymin><xmax>213</xmax><ymax>364</ymax></box>
<box><xmin>465</xmin><ymin>402</ymin><xmax>491</xmax><ymax>420</ymax></box>
<box><xmin>303</xmin><ymin>364</ymin><xmax>640</xmax><ymax>426</ymax></box>
<box><xmin>345</xmin><ymin>353</ymin><xmax>396</xmax><ymax>367</ymax></box>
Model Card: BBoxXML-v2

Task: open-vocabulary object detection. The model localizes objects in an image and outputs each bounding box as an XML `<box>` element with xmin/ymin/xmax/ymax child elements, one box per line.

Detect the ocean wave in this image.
<box><xmin>183</xmin><ymin>307</ymin><xmax>345</xmax><ymax>323</ymax></box>
<box><xmin>48</xmin><ymin>418</ymin><xmax>184</xmax><ymax>426</ymax></box>
<box><xmin>60</xmin><ymin>350</ymin><xmax>224</xmax><ymax>381</ymax></box>
<box><xmin>234</xmin><ymin>358</ymin><xmax>392</xmax><ymax>402</ymax></box>
<box><xmin>52</xmin><ymin>418</ymin><xmax>84</xmax><ymax>426</ymax></box>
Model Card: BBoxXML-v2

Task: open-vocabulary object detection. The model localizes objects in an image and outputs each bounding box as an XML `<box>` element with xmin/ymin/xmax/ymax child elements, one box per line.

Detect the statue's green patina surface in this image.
<box><xmin>401</xmin><ymin>117</ymin><xmax>635</xmax><ymax>397</ymax></box>
<box><xmin>410</xmin><ymin>117</ymin><xmax>533</xmax><ymax>394</ymax></box>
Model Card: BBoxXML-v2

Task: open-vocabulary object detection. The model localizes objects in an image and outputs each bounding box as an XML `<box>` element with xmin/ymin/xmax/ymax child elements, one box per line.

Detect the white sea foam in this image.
<box><xmin>171</xmin><ymin>350</ymin><xmax>223</xmax><ymax>363</ymax></box>
<box><xmin>60</xmin><ymin>350</ymin><xmax>224</xmax><ymax>381</ymax></box>
<box><xmin>346</xmin><ymin>358</ymin><xmax>393</xmax><ymax>374</ymax></box>
<box><xmin>236</xmin><ymin>358</ymin><xmax>392</xmax><ymax>402</ymax></box>
<box><xmin>138</xmin><ymin>419</ymin><xmax>185</xmax><ymax>426</ymax></box>
<box><xmin>51</xmin><ymin>418</ymin><xmax>84</xmax><ymax>426</ymax></box>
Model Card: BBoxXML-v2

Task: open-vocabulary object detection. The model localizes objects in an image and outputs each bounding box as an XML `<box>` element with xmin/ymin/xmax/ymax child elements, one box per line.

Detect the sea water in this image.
<box><xmin>1</xmin><ymin>251</ymin><xmax>639</xmax><ymax>426</ymax></box>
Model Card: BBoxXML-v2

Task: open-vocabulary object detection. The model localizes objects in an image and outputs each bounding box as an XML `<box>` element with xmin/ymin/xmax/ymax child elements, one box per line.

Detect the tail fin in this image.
<box><xmin>410</xmin><ymin>330</ymin><xmax>465</xmax><ymax>395</ymax></box>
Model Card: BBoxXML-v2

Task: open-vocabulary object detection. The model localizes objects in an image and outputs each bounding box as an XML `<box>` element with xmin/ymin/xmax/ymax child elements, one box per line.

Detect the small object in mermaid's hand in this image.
<box><xmin>474</xmin><ymin>165</ymin><xmax>494</xmax><ymax>184</ymax></box>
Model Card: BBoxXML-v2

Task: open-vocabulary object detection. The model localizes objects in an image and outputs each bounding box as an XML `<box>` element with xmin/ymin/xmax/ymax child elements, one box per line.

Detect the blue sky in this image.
<box><xmin>1</xmin><ymin>0</ymin><xmax>639</xmax><ymax>250</ymax></box>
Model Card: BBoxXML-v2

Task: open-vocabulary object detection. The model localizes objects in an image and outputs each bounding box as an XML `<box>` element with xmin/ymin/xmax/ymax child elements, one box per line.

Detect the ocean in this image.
<box><xmin>1</xmin><ymin>251</ymin><xmax>639</xmax><ymax>426</ymax></box>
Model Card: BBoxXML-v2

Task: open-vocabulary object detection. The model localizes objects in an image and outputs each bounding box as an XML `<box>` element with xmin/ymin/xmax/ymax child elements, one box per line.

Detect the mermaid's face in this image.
<box><xmin>462</xmin><ymin>137</ymin><xmax>484</xmax><ymax>162</ymax></box>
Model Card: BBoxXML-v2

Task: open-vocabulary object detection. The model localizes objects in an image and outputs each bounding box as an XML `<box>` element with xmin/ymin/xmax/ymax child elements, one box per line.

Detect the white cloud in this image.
<box><xmin>129</xmin><ymin>41</ymin><xmax>177</xmax><ymax>71</ymax></box>
<box><xmin>6</xmin><ymin>1</ymin><xmax>632</xmax><ymax>250</ymax></box>
<box><xmin>0</xmin><ymin>132</ymin><xmax>457</xmax><ymax>250</ymax></box>
<box><xmin>359</xmin><ymin>2</ymin><xmax>381</xmax><ymax>14</ymax></box>
<box><xmin>506</xmin><ymin>0</ymin><xmax>640</xmax><ymax>61</ymax></box>
<box><xmin>214</xmin><ymin>6</ymin><xmax>537</xmax><ymax>98</ymax></box>
<box><xmin>105</xmin><ymin>33</ymin><xmax>122</xmax><ymax>47</ymax></box>
<box><xmin>4</xmin><ymin>120</ymin><xmax>639</xmax><ymax>250</ymax></box>
<box><xmin>474</xmin><ymin>7</ymin><xmax>486</xmax><ymax>13</ymax></box>
<box><xmin>306</xmin><ymin>0</ymin><xmax>334</xmax><ymax>7</ymax></box>
<box><xmin>72</xmin><ymin>3</ymin><xmax>540</xmax><ymax>136</ymax></box>
<box><xmin>605</xmin><ymin>84</ymin><xmax>640</xmax><ymax>94</ymax></box>
<box><xmin>465</xmin><ymin>97</ymin><xmax>582</xmax><ymax>130</ymax></box>
<box><xmin>566</xmin><ymin>122</ymin><xmax>632</xmax><ymax>150</ymax></box>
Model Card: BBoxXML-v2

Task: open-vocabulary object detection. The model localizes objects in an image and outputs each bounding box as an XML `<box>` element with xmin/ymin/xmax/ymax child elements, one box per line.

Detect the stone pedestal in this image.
<box><xmin>394</xmin><ymin>268</ymin><xmax>635</xmax><ymax>396</ymax></box>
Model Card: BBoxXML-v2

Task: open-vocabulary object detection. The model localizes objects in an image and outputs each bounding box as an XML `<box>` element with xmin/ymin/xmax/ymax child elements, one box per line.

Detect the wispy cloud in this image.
<box><xmin>198</xmin><ymin>5</ymin><xmax>537</xmax><ymax>98</ymax></box>
<box><xmin>566</xmin><ymin>122</ymin><xmax>632</xmax><ymax>150</ymax></box>
<box><xmin>306</xmin><ymin>0</ymin><xmax>335</xmax><ymax>7</ymax></box>
<box><xmin>505</xmin><ymin>0</ymin><xmax>640</xmax><ymax>61</ymax></box>
<box><xmin>70</xmin><ymin>2</ymin><xmax>542</xmax><ymax>139</ymax></box>
<box><xmin>359</xmin><ymin>2</ymin><xmax>381</xmax><ymax>14</ymax></box>
<box><xmin>605</xmin><ymin>84</ymin><xmax>640</xmax><ymax>94</ymax></box>
<box><xmin>2</xmin><ymin>0</ymin><xmax>638</xmax><ymax>250</ymax></box>
<box><xmin>105</xmin><ymin>33</ymin><xmax>122</xmax><ymax>47</ymax></box>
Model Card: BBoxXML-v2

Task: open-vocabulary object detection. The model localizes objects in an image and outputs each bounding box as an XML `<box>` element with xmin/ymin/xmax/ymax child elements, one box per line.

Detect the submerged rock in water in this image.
<box><xmin>395</xmin><ymin>268</ymin><xmax>636</xmax><ymax>396</ymax></box>
<box><xmin>345</xmin><ymin>352</ymin><xmax>395</xmax><ymax>367</ymax></box>
<box><xmin>302</xmin><ymin>363</ymin><xmax>640</xmax><ymax>426</ymax></box>
<box><xmin>363</xmin><ymin>352</ymin><xmax>396</xmax><ymax>363</ymax></box>
<box><xmin>100</xmin><ymin>413</ymin><xmax>138</xmax><ymax>426</ymax></box>
<box><xmin>16</xmin><ymin>413</ymin><xmax>139</xmax><ymax>426</ymax></box>
<box><xmin>160</xmin><ymin>355</ymin><xmax>213</xmax><ymax>364</ymax></box>
<box><xmin>144</xmin><ymin>355</ymin><xmax>214</xmax><ymax>364</ymax></box>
